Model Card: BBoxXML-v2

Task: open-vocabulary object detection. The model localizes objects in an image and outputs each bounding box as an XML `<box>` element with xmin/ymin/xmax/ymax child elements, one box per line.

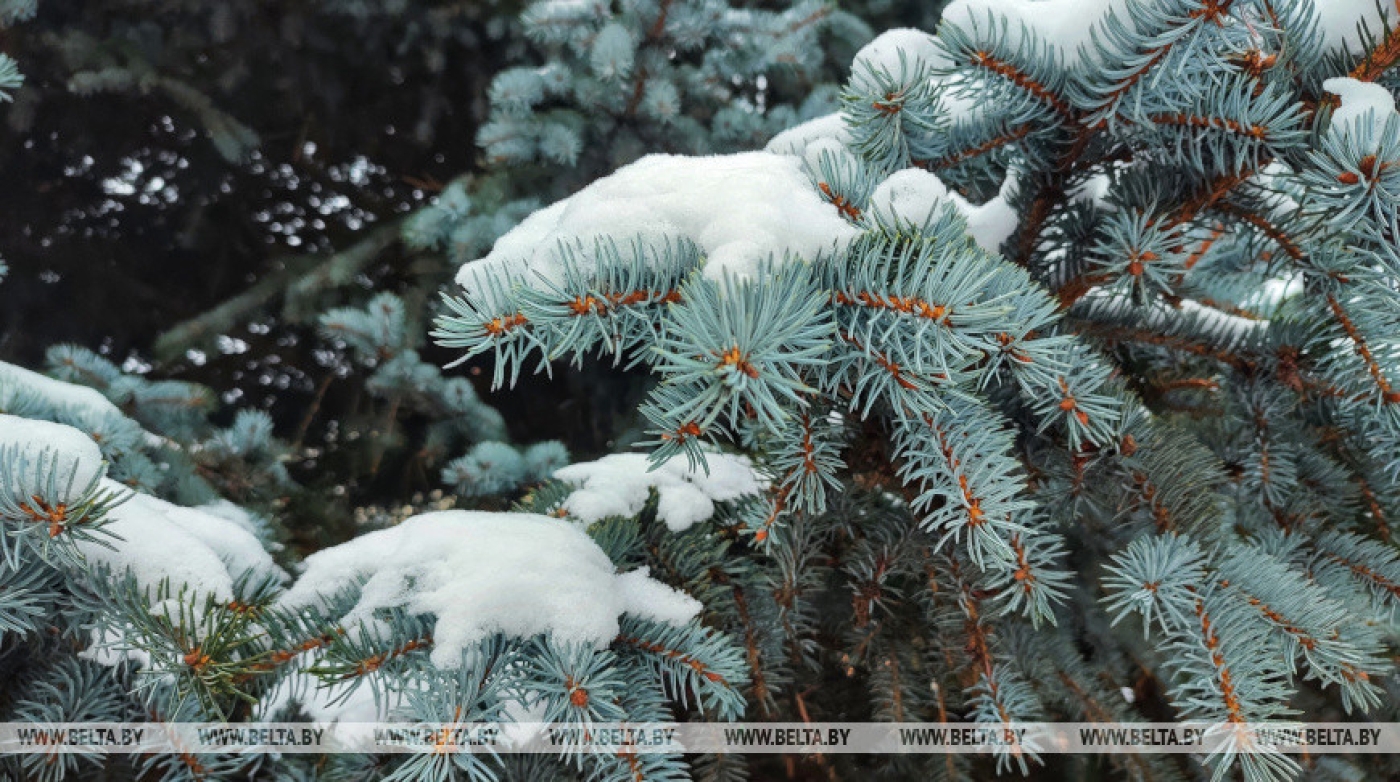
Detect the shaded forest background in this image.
<box><xmin>0</xmin><ymin>0</ymin><xmax>937</xmax><ymax>548</ymax></box>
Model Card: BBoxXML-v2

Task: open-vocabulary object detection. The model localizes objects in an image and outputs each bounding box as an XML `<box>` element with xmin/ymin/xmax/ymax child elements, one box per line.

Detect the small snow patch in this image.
<box><xmin>942</xmin><ymin>0</ymin><xmax>1129</xmax><ymax>68</ymax></box>
<box><xmin>868</xmin><ymin>168</ymin><xmax>1020</xmax><ymax>255</ymax></box>
<box><xmin>765</xmin><ymin>113</ymin><xmax>851</xmax><ymax>157</ymax></box>
<box><xmin>849</xmin><ymin>28</ymin><xmax>947</xmax><ymax>88</ymax></box>
<box><xmin>278</xmin><ymin>511</ymin><xmax>702</xmax><ymax>668</ymax></box>
<box><xmin>554</xmin><ymin>452</ymin><xmax>767</xmax><ymax>531</ymax></box>
<box><xmin>1323</xmin><ymin>77</ymin><xmax>1398</xmax><ymax>147</ymax></box>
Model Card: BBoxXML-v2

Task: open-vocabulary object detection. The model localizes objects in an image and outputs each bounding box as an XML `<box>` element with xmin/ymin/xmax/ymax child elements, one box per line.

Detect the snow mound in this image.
<box><xmin>278</xmin><ymin>511</ymin><xmax>702</xmax><ymax>668</ymax></box>
<box><xmin>455</xmin><ymin>152</ymin><xmax>861</xmax><ymax>298</ymax></box>
<box><xmin>868</xmin><ymin>168</ymin><xmax>1019</xmax><ymax>255</ymax></box>
<box><xmin>74</xmin><ymin>479</ymin><xmax>286</xmax><ymax>602</ymax></box>
<box><xmin>554</xmin><ymin>452</ymin><xmax>767</xmax><ymax>531</ymax></box>
<box><xmin>1323</xmin><ymin>77</ymin><xmax>1398</xmax><ymax>145</ymax></box>
<box><xmin>4</xmin><ymin>413</ymin><xmax>283</xmax><ymax>668</ymax></box>
<box><xmin>0</xmin><ymin>414</ymin><xmax>105</xmax><ymax>504</ymax></box>
<box><xmin>849</xmin><ymin>27</ymin><xmax>946</xmax><ymax>88</ymax></box>
<box><xmin>942</xmin><ymin>0</ymin><xmax>1129</xmax><ymax>67</ymax></box>
<box><xmin>765</xmin><ymin>113</ymin><xmax>851</xmax><ymax>157</ymax></box>
<box><xmin>844</xmin><ymin>28</ymin><xmax>982</xmax><ymax>121</ymax></box>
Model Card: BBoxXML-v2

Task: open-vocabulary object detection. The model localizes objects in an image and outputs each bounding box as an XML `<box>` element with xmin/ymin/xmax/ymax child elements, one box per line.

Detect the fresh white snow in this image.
<box><xmin>0</xmin><ymin>414</ymin><xmax>106</xmax><ymax>503</ymax></box>
<box><xmin>765</xmin><ymin>112</ymin><xmax>851</xmax><ymax>157</ymax></box>
<box><xmin>941</xmin><ymin>0</ymin><xmax>1397</xmax><ymax>69</ymax></box>
<box><xmin>940</xmin><ymin>0</ymin><xmax>1130</xmax><ymax>67</ymax></box>
<box><xmin>849</xmin><ymin>27</ymin><xmax>947</xmax><ymax>88</ymax></box>
<box><xmin>1315</xmin><ymin>0</ymin><xmax>1398</xmax><ymax>54</ymax></box>
<box><xmin>72</xmin><ymin>478</ymin><xmax>288</xmax><ymax>669</ymax></box>
<box><xmin>1323</xmin><ymin>77</ymin><xmax>1398</xmax><ymax>147</ymax></box>
<box><xmin>74</xmin><ymin>478</ymin><xmax>286</xmax><ymax>602</ymax></box>
<box><xmin>554</xmin><ymin>451</ymin><xmax>767</xmax><ymax>531</ymax></box>
<box><xmin>455</xmin><ymin>152</ymin><xmax>861</xmax><ymax>298</ymax></box>
<box><xmin>848</xmin><ymin>27</ymin><xmax>981</xmax><ymax>121</ymax></box>
<box><xmin>278</xmin><ymin>510</ymin><xmax>701</xmax><ymax>668</ymax></box>
<box><xmin>867</xmin><ymin>168</ymin><xmax>1019</xmax><ymax>255</ymax></box>
<box><xmin>3</xmin><ymin>407</ymin><xmax>284</xmax><ymax>669</ymax></box>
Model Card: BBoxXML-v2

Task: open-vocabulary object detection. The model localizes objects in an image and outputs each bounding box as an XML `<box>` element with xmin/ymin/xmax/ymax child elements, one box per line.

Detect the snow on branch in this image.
<box><xmin>454</xmin><ymin>152</ymin><xmax>862</xmax><ymax>300</ymax></box>
<box><xmin>278</xmin><ymin>511</ymin><xmax>703</xmax><ymax>668</ymax></box>
<box><xmin>553</xmin><ymin>451</ymin><xmax>767</xmax><ymax>531</ymax></box>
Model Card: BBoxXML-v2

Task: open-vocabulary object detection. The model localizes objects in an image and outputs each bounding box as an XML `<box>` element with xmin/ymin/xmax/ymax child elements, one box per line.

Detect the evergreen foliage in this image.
<box><xmin>1</xmin><ymin>1</ymin><xmax>867</xmax><ymax>781</ymax></box>
<box><xmin>430</xmin><ymin>1</ymin><xmax>1400</xmax><ymax>779</ymax></box>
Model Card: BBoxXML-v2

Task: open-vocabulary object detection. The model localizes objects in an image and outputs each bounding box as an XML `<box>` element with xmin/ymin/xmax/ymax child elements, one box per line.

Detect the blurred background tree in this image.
<box><xmin>0</xmin><ymin>0</ymin><xmax>924</xmax><ymax>549</ymax></box>
<box><xmin>0</xmin><ymin>0</ymin><xmax>526</xmax><ymax>548</ymax></box>
<box><xmin>2</xmin><ymin>1</ymin><xmax>510</xmax><ymax>358</ymax></box>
